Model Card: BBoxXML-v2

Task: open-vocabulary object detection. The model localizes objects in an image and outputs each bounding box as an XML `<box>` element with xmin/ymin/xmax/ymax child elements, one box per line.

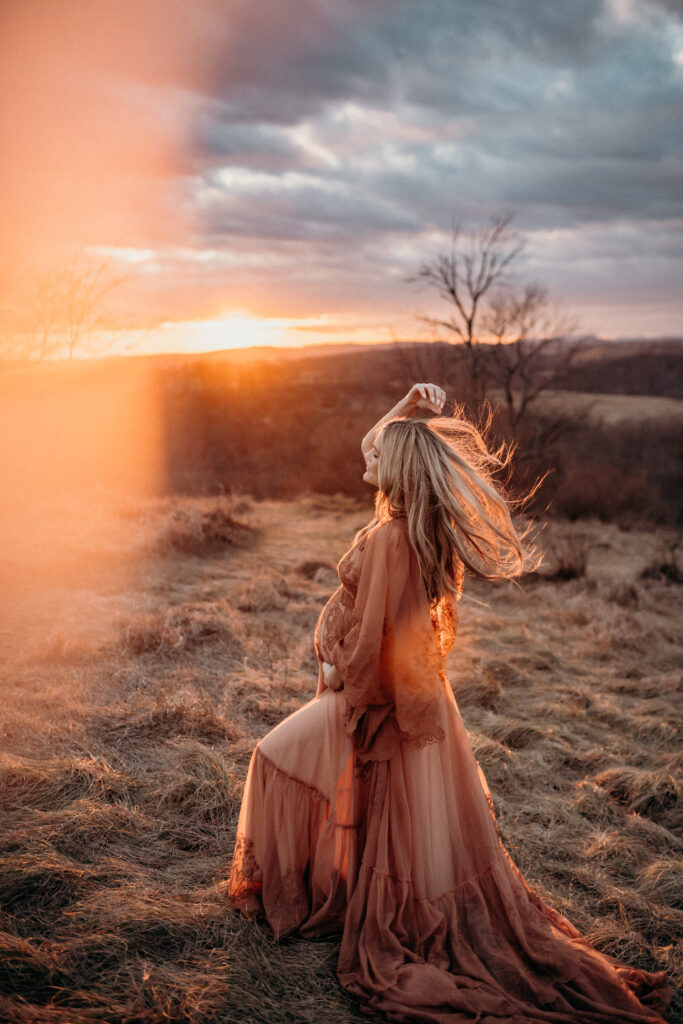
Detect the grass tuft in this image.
<box><xmin>453</xmin><ymin>672</ymin><xmax>502</xmax><ymax>711</ymax></box>
<box><xmin>107</xmin><ymin>692</ymin><xmax>241</xmax><ymax>744</ymax></box>
<box><xmin>236</xmin><ymin>575</ymin><xmax>289</xmax><ymax>612</ymax></box>
<box><xmin>151</xmin><ymin>738</ymin><xmax>245</xmax><ymax>826</ymax></box>
<box><xmin>636</xmin><ymin>857</ymin><xmax>683</xmax><ymax>909</ymax></box>
<box><xmin>152</xmin><ymin>505</ymin><xmax>256</xmax><ymax>557</ymax></box>
<box><xmin>591</xmin><ymin>765</ymin><xmax>681</xmax><ymax>825</ymax></box>
<box><xmin>116</xmin><ymin>602</ymin><xmax>245</xmax><ymax>660</ymax></box>
<box><xmin>0</xmin><ymin>754</ymin><xmax>139</xmax><ymax>813</ymax></box>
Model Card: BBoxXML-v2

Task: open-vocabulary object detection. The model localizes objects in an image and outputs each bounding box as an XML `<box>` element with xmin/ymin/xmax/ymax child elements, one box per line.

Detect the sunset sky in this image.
<box><xmin>1</xmin><ymin>0</ymin><xmax>682</xmax><ymax>356</ymax></box>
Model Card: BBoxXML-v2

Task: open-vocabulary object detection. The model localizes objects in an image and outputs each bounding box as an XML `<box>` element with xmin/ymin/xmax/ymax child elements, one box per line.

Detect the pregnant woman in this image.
<box><xmin>228</xmin><ymin>384</ymin><xmax>672</xmax><ymax>1023</ymax></box>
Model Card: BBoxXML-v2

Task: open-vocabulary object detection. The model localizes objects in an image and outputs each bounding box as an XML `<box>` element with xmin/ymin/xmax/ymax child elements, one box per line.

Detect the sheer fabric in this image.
<box><xmin>228</xmin><ymin>518</ymin><xmax>672</xmax><ymax>1023</ymax></box>
<box><xmin>318</xmin><ymin>518</ymin><xmax>454</xmax><ymax>762</ymax></box>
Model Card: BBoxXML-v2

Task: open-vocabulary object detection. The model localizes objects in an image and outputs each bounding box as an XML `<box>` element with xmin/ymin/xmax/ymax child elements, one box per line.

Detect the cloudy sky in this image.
<box><xmin>1</xmin><ymin>0</ymin><xmax>682</xmax><ymax>354</ymax></box>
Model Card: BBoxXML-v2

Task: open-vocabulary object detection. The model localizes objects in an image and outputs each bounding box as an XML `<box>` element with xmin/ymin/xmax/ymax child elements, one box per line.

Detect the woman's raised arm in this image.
<box><xmin>360</xmin><ymin>383</ymin><xmax>446</xmax><ymax>457</ymax></box>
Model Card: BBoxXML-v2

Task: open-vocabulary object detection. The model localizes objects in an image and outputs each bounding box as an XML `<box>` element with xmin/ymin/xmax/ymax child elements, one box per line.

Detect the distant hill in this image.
<box><xmin>158</xmin><ymin>336</ymin><xmax>683</xmax><ymax>399</ymax></box>
<box><xmin>2</xmin><ymin>335</ymin><xmax>681</xmax><ymax>398</ymax></box>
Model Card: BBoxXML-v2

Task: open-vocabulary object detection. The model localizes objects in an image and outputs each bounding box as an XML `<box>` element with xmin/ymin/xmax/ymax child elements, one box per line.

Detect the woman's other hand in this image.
<box><xmin>322</xmin><ymin>661</ymin><xmax>343</xmax><ymax>691</ymax></box>
<box><xmin>398</xmin><ymin>383</ymin><xmax>446</xmax><ymax>418</ymax></box>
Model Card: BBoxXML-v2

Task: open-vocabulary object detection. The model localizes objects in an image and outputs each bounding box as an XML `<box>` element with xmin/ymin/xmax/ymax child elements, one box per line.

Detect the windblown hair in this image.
<box><xmin>357</xmin><ymin>409</ymin><xmax>540</xmax><ymax>603</ymax></box>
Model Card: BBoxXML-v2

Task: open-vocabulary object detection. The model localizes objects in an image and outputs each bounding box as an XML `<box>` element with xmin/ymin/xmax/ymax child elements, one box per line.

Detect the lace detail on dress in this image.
<box><xmin>315</xmin><ymin>586</ymin><xmax>353</xmax><ymax>665</ymax></box>
<box><xmin>229</xmin><ymin>833</ymin><xmax>261</xmax><ymax>903</ymax></box>
<box><xmin>314</xmin><ymin>531</ymin><xmax>374</xmax><ymax>667</ymax></box>
<box><xmin>408</xmin><ymin>725</ymin><xmax>446</xmax><ymax>749</ymax></box>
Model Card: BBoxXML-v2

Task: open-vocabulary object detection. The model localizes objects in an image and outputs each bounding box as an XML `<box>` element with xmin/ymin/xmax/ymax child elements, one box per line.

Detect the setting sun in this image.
<box><xmin>114</xmin><ymin>311</ymin><xmax>396</xmax><ymax>357</ymax></box>
<box><xmin>156</xmin><ymin>313</ymin><xmax>294</xmax><ymax>353</ymax></box>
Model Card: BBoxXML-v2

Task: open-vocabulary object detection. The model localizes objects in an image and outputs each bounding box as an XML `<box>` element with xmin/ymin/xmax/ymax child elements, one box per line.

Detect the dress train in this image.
<box><xmin>228</xmin><ymin>680</ymin><xmax>672</xmax><ymax>1023</ymax></box>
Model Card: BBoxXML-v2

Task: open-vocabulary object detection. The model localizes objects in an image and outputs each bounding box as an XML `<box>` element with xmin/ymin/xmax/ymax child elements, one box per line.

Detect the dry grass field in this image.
<box><xmin>0</xmin><ymin>492</ymin><xmax>681</xmax><ymax>1023</ymax></box>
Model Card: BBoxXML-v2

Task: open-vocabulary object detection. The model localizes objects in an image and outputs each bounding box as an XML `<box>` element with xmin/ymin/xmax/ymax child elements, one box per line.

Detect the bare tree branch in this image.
<box><xmin>482</xmin><ymin>283</ymin><xmax>586</xmax><ymax>428</ymax></box>
<box><xmin>0</xmin><ymin>246</ymin><xmax>138</xmax><ymax>362</ymax></box>
<box><xmin>407</xmin><ymin>212</ymin><xmax>524</xmax><ymax>399</ymax></box>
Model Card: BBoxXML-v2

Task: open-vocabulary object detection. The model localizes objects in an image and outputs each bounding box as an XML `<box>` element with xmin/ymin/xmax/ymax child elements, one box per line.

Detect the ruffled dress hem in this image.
<box><xmin>228</xmin><ymin>746</ymin><xmax>672</xmax><ymax>1024</ymax></box>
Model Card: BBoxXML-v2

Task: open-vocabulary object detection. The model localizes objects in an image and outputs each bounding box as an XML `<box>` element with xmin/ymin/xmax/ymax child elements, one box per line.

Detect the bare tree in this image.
<box><xmin>60</xmin><ymin>248</ymin><xmax>131</xmax><ymax>359</ymax></box>
<box><xmin>482</xmin><ymin>283</ymin><xmax>585</xmax><ymax>430</ymax></box>
<box><xmin>0</xmin><ymin>246</ymin><xmax>149</xmax><ymax>362</ymax></box>
<box><xmin>410</xmin><ymin>213</ymin><xmax>588</xmax><ymax>443</ymax></box>
<box><xmin>410</xmin><ymin>212</ymin><xmax>524</xmax><ymax>399</ymax></box>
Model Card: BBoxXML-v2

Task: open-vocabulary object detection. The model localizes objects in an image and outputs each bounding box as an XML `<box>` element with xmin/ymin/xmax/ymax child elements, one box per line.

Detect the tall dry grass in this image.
<box><xmin>0</xmin><ymin>495</ymin><xmax>681</xmax><ymax>1022</ymax></box>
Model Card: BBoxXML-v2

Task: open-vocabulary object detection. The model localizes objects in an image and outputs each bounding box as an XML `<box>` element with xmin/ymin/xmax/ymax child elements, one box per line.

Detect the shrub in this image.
<box><xmin>153</xmin><ymin>506</ymin><xmax>255</xmax><ymax>557</ymax></box>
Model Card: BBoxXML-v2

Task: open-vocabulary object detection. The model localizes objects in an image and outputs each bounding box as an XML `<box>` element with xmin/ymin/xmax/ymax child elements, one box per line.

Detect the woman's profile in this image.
<box><xmin>227</xmin><ymin>383</ymin><xmax>672</xmax><ymax>1023</ymax></box>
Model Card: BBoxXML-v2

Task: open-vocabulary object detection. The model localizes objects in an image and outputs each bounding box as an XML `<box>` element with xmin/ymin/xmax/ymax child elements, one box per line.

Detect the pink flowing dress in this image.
<box><xmin>228</xmin><ymin>517</ymin><xmax>673</xmax><ymax>1023</ymax></box>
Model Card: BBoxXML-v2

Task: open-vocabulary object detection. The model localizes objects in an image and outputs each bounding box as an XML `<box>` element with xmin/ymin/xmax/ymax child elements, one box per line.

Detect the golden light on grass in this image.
<box><xmin>1</xmin><ymin>494</ymin><xmax>679</xmax><ymax>1022</ymax></box>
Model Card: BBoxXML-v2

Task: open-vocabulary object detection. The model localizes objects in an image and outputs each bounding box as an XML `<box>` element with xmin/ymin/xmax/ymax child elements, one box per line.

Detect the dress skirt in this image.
<box><xmin>228</xmin><ymin>679</ymin><xmax>673</xmax><ymax>1024</ymax></box>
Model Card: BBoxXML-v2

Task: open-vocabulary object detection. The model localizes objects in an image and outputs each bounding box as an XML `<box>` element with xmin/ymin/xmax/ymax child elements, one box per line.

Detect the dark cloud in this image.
<box><xmin>179</xmin><ymin>0</ymin><xmax>683</xmax><ymax>336</ymax></box>
<box><xmin>645</xmin><ymin>0</ymin><xmax>683</xmax><ymax>17</ymax></box>
<box><xmin>4</xmin><ymin>0</ymin><xmax>679</xmax><ymax>338</ymax></box>
<box><xmin>201</xmin><ymin>170</ymin><xmax>419</xmax><ymax>243</ymax></box>
<box><xmin>195</xmin><ymin>0</ymin><xmax>606</xmax><ymax>130</ymax></box>
<box><xmin>192</xmin><ymin>120</ymin><xmax>305</xmax><ymax>170</ymax></box>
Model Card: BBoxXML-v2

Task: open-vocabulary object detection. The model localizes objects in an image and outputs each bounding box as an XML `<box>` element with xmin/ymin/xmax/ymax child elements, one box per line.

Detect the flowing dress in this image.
<box><xmin>228</xmin><ymin>517</ymin><xmax>673</xmax><ymax>1023</ymax></box>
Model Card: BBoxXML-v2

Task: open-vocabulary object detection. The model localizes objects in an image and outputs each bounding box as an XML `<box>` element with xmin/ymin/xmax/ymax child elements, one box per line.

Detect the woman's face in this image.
<box><xmin>363</xmin><ymin>433</ymin><xmax>382</xmax><ymax>487</ymax></box>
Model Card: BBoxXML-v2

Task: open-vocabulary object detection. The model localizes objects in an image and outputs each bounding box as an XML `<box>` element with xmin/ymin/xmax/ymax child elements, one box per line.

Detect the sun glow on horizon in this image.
<box><xmin>157</xmin><ymin>313</ymin><xmax>296</xmax><ymax>353</ymax></box>
<box><xmin>58</xmin><ymin>307</ymin><xmax>431</xmax><ymax>360</ymax></box>
<box><xmin>85</xmin><ymin>311</ymin><xmax>410</xmax><ymax>358</ymax></box>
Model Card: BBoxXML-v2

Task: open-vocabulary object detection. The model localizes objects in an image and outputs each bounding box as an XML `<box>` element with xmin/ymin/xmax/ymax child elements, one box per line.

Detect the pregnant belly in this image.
<box><xmin>315</xmin><ymin>587</ymin><xmax>354</xmax><ymax>664</ymax></box>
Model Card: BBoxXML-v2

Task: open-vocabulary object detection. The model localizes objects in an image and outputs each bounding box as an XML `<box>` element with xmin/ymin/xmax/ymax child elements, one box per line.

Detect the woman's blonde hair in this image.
<box><xmin>359</xmin><ymin>408</ymin><xmax>540</xmax><ymax>603</ymax></box>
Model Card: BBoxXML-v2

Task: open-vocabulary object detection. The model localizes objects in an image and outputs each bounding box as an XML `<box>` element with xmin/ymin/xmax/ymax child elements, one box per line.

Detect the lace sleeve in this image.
<box><xmin>328</xmin><ymin>519</ymin><xmax>448</xmax><ymax>763</ymax></box>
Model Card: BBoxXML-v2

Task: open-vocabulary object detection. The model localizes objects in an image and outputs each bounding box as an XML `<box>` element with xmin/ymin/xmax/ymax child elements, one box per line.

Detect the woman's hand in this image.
<box><xmin>361</xmin><ymin>383</ymin><xmax>446</xmax><ymax>458</ymax></box>
<box><xmin>322</xmin><ymin>661</ymin><xmax>343</xmax><ymax>691</ymax></box>
<box><xmin>398</xmin><ymin>383</ymin><xmax>447</xmax><ymax>419</ymax></box>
